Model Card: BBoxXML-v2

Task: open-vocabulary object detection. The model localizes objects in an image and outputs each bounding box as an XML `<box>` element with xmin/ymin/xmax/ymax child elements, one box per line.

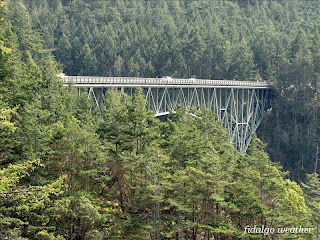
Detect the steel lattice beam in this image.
<box><xmin>62</xmin><ymin>76</ymin><xmax>274</xmax><ymax>152</ymax></box>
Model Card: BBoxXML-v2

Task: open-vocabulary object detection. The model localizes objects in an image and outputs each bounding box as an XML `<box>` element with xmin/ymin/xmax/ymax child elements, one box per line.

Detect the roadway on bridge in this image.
<box><xmin>61</xmin><ymin>75</ymin><xmax>274</xmax><ymax>89</ymax></box>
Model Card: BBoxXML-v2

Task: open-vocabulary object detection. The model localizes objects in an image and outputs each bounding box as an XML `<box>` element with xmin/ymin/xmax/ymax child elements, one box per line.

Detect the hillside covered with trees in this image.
<box><xmin>20</xmin><ymin>0</ymin><xmax>320</xmax><ymax>180</ymax></box>
<box><xmin>0</xmin><ymin>0</ymin><xmax>320</xmax><ymax>239</ymax></box>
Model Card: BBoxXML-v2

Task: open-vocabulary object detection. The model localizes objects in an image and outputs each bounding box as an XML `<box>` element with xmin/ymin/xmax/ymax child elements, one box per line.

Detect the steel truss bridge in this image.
<box><xmin>62</xmin><ymin>76</ymin><xmax>274</xmax><ymax>152</ymax></box>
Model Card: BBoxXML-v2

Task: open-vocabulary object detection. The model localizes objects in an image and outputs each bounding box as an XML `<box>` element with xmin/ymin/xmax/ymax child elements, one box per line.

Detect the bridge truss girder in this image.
<box><xmin>85</xmin><ymin>86</ymin><xmax>271</xmax><ymax>152</ymax></box>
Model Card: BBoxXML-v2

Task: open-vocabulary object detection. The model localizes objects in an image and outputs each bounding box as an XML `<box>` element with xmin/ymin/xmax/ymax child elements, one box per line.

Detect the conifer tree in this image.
<box><xmin>302</xmin><ymin>173</ymin><xmax>320</xmax><ymax>239</ymax></box>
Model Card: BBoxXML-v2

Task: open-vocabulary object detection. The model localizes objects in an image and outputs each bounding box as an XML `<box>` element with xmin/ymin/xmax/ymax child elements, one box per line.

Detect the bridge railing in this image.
<box><xmin>61</xmin><ymin>76</ymin><xmax>273</xmax><ymax>88</ymax></box>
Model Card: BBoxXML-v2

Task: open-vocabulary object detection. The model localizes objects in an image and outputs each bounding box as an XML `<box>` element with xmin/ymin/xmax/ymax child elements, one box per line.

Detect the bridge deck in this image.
<box><xmin>61</xmin><ymin>76</ymin><xmax>274</xmax><ymax>89</ymax></box>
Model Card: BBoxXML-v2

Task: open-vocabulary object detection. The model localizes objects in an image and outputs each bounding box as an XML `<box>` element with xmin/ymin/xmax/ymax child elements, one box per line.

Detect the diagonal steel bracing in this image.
<box><xmin>62</xmin><ymin>76</ymin><xmax>274</xmax><ymax>152</ymax></box>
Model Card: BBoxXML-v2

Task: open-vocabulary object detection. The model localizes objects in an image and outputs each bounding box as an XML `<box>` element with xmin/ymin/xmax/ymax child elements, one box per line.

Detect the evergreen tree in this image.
<box><xmin>302</xmin><ymin>173</ymin><xmax>320</xmax><ymax>239</ymax></box>
<box><xmin>231</xmin><ymin>37</ymin><xmax>256</xmax><ymax>81</ymax></box>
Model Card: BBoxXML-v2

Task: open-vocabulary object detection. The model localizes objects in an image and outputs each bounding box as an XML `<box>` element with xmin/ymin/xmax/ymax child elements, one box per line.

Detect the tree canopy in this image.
<box><xmin>0</xmin><ymin>0</ymin><xmax>320</xmax><ymax>239</ymax></box>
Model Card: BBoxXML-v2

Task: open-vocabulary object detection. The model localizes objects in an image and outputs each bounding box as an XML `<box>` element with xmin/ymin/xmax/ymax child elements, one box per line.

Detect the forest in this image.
<box><xmin>0</xmin><ymin>0</ymin><xmax>319</xmax><ymax>239</ymax></box>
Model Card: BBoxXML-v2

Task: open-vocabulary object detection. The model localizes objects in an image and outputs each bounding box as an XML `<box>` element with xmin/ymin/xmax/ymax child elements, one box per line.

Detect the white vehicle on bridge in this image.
<box><xmin>162</xmin><ymin>76</ymin><xmax>172</xmax><ymax>84</ymax></box>
<box><xmin>189</xmin><ymin>78</ymin><xmax>196</xmax><ymax>84</ymax></box>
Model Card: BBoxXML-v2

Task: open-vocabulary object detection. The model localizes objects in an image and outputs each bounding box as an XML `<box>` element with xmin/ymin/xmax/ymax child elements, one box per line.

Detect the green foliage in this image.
<box><xmin>0</xmin><ymin>160</ymin><xmax>38</xmax><ymax>191</ymax></box>
<box><xmin>0</xmin><ymin>160</ymin><xmax>66</xmax><ymax>239</ymax></box>
<box><xmin>0</xmin><ymin>0</ymin><xmax>319</xmax><ymax>239</ymax></box>
<box><xmin>54</xmin><ymin>192</ymin><xmax>106</xmax><ymax>239</ymax></box>
<box><xmin>247</xmin><ymin>135</ymin><xmax>312</xmax><ymax>238</ymax></box>
<box><xmin>0</xmin><ymin>40</ymin><xmax>12</xmax><ymax>55</ymax></box>
<box><xmin>302</xmin><ymin>173</ymin><xmax>320</xmax><ymax>230</ymax></box>
<box><xmin>18</xmin><ymin>0</ymin><xmax>320</xmax><ymax>181</ymax></box>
